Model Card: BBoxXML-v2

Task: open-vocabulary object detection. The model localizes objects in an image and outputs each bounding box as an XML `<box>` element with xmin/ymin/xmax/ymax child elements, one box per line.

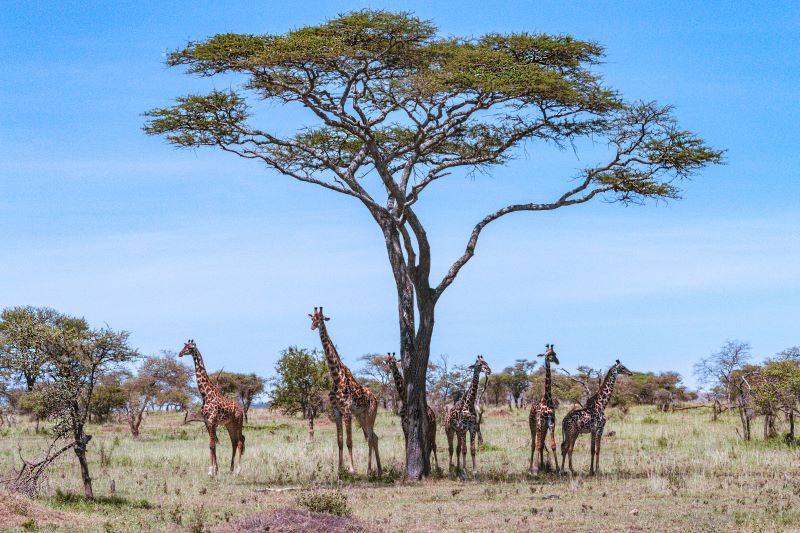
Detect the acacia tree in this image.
<box><xmin>695</xmin><ymin>340</ymin><xmax>751</xmax><ymax>407</ymax></box>
<box><xmin>214</xmin><ymin>371</ymin><xmax>266</xmax><ymax>422</ymax></box>
<box><xmin>144</xmin><ymin>10</ymin><xmax>722</xmax><ymax>478</ymax></box>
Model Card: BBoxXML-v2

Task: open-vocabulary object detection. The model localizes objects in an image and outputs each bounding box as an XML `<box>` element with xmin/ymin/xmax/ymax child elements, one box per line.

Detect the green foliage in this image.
<box><xmin>269</xmin><ymin>347</ymin><xmax>331</xmax><ymax>419</ymax></box>
<box><xmin>144</xmin><ymin>10</ymin><xmax>721</xmax><ymax>208</ymax></box>
<box><xmin>0</xmin><ymin>306</ymin><xmax>87</xmax><ymax>391</ymax></box>
<box><xmin>213</xmin><ymin>370</ymin><xmax>265</xmax><ymax>419</ymax></box>
<box><xmin>297</xmin><ymin>490</ymin><xmax>351</xmax><ymax>517</ymax></box>
<box><xmin>90</xmin><ymin>383</ymin><xmax>127</xmax><ymax>422</ymax></box>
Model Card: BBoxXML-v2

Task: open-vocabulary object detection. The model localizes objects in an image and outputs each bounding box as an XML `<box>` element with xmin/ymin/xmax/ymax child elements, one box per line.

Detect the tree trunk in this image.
<box><xmin>789</xmin><ymin>411</ymin><xmax>795</xmax><ymax>441</ymax></box>
<box><xmin>403</xmin><ymin>304</ymin><xmax>434</xmax><ymax>480</ymax></box>
<box><xmin>308</xmin><ymin>414</ymin><xmax>315</xmax><ymax>442</ymax></box>
<box><xmin>73</xmin><ymin>430</ymin><xmax>93</xmax><ymax>499</ymax></box>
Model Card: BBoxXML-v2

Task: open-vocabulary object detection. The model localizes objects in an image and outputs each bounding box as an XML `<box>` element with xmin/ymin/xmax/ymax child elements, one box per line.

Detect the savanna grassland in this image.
<box><xmin>1</xmin><ymin>405</ymin><xmax>799</xmax><ymax>532</ymax></box>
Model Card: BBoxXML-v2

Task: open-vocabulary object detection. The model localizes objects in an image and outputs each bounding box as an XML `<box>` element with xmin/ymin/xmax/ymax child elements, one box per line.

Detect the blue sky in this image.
<box><xmin>1</xmin><ymin>1</ymin><xmax>798</xmax><ymax>388</ymax></box>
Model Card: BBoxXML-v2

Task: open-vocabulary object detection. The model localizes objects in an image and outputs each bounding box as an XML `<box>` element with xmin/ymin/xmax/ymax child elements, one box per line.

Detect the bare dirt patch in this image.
<box><xmin>217</xmin><ymin>507</ymin><xmax>377</xmax><ymax>533</ymax></box>
<box><xmin>0</xmin><ymin>491</ymin><xmax>86</xmax><ymax>530</ymax></box>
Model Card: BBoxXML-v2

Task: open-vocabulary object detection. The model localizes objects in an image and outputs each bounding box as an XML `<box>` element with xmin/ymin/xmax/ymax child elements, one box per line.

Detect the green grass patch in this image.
<box><xmin>50</xmin><ymin>489</ymin><xmax>153</xmax><ymax>511</ymax></box>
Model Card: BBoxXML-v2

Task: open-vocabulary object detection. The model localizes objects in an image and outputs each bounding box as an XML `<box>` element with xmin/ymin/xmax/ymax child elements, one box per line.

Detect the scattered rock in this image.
<box><xmin>630</xmin><ymin>508</ymin><xmax>639</xmax><ymax>516</ymax></box>
<box><xmin>542</xmin><ymin>494</ymin><xmax>561</xmax><ymax>500</ymax></box>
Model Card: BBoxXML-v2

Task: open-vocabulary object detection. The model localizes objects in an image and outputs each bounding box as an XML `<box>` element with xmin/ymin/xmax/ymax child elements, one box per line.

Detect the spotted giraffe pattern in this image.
<box><xmin>178</xmin><ymin>340</ymin><xmax>245</xmax><ymax>476</ymax></box>
<box><xmin>560</xmin><ymin>359</ymin><xmax>633</xmax><ymax>475</ymax></box>
<box><xmin>445</xmin><ymin>355</ymin><xmax>492</xmax><ymax>481</ymax></box>
<box><xmin>310</xmin><ymin>307</ymin><xmax>381</xmax><ymax>477</ymax></box>
<box><xmin>529</xmin><ymin>344</ymin><xmax>560</xmax><ymax>475</ymax></box>
<box><xmin>383</xmin><ymin>352</ymin><xmax>439</xmax><ymax>471</ymax></box>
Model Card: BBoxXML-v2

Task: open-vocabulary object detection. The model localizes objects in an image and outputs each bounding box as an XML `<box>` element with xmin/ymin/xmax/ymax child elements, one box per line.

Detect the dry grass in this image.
<box><xmin>1</xmin><ymin>405</ymin><xmax>799</xmax><ymax>532</ymax></box>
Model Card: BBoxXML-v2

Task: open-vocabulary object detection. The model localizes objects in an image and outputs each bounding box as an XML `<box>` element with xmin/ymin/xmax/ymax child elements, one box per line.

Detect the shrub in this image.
<box><xmin>297</xmin><ymin>490</ymin><xmax>351</xmax><ymax>517</ymax></box>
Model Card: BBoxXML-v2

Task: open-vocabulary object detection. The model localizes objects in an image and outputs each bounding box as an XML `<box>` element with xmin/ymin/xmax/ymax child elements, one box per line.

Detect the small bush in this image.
<box><xmin>297</xmin><ymin>490</ymin><xmax>351</xmax><ymax>517</ymax></box>
<box><xmin>656</xmin><ymin>436</ymin><xmax>669</xmax><ymax>448</ymax></box>
<box><xmin>641</xmin><ymin>416</ymin><xmax>659</xmax><ymax>425</ymax></box>
<box><xmin>21</xmin><ymin>518</ymin><xmax>36</xmax><ymax>531</ymax></box>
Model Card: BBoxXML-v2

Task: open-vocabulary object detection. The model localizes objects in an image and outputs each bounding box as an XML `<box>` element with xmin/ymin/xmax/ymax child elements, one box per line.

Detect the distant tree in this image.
<box><xmin>214</xmin><ymin>371</ymin><xmax>266</xmax><ymax>423</ymax></box>
<box><xmin>503</xmin><ymin>359</ymin><xmax>537</xmax><ymax>408</ymax></box>
<box><xmin>357</xmin><ymin>353</ymin><xmax>395</xmax><ymax>410</ymax></box>
<box><xmin>89</xmin><ymin>373</ymin><xmax>127</xmax><ymax>423</ymax></box>
<box><xmin>695</xmin><ymin>340</ymin><xmax>751</xmax><ymax>407</ymax></box>
<box><xmin>750</xmin><ymin>354</ymin><xmax>800</xmax><ymax>442</ymax></box>
<box><xmin>270</xmin><ymin>347</ymin><xmax>331</xmax><ymax>441</ymax></box>
<box><xmin>117</xmin><ymin>353</ymin><xmax>194</xmax><ymax>437</ymax></box>
<box><xmin>144</xmin><ymin>9</ymin><xmax>722</xmax><ymax>478</ymax></box>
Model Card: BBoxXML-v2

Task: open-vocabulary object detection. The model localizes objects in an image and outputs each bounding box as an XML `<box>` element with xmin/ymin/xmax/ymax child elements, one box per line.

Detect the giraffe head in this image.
<box><xmin>538</xmin><ymin>344</ymin><xmax>560</xmax><ymax>365</ymax></box>
<box><xmin>178</xmin><ymin>339</ymin><xmax>198</xmax><ymax>358</ymax></box>
<box><xmin>614</xmin><ymin>359</ymin><xmax>633</xmax><ymax>376</ymax></box>
<box><xmin>469</xmin><ymin>354</ymin><xmax>492</xmax><ymax>376</ymax></box>
<box><xmin>383</xmin><ymin>352</ymin><xmax>398</xmax><ymax>373</ymax></box>
<box><xmin>308</xmin><ymin>307</ymin><xmax>330</xmax><ymax>330</ymax></box>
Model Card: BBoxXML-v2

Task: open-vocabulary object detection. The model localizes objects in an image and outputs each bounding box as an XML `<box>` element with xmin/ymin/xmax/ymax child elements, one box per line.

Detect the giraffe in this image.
<box><xmin>445</xmin><ymin>355</ymin><xmax>492</xmax><ymax>481</ymax></box>
<box><xmin>528</xmin><ymin>344</ymin><xmax>560</xmax><ymax>476</ymax></box>
<box><xmin>309</xmin><ymin>307</ymin><xmax>382</xmax><ymax>477</ymax></box>
<box><xmin>383</xmin><ymin>352</ymin><xmax>439</xmax><ymax>471</ymax></box>
<box><xmin>560</xmin><ymin>359</ymin><xmax>633</xmax><ymax>476</ymax></box>
<box><xmin>178</xmin><ymin>339</ymin><xmax>245</xmax><ymax>477</ymax></box>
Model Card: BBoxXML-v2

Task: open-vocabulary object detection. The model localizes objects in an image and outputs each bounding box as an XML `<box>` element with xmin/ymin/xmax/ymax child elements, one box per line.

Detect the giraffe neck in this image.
<box><xmin>543</xmin><ymin>358</ymin><xmax>554</xmax><ymax>408</ymax></box>
<box><xmin>389</xmin><ymin>362</ymin><xmax>407</xmax><ymax>407</ymax></box>
<box><xmin>461</xmin><ymin>364</ymin><xmax>482</xmax><ymax>410</ymax></box>
<box><xmin>592</xmin><ymin>367</ymin><xmax>619</xmax><ymax>412</ymax></box>
<box><xmin>191</xmin><ymin>349</ymin><xmax>218</xmax><ymax>403</ymax></box>
<box><xmin>317</xmin><ymin>321</ymin><xmax>346</xmax><ymax>388</ymax></box>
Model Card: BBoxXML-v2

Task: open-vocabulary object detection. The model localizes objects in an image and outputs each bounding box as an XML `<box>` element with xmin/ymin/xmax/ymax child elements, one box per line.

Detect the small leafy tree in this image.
<box><xmin>145</xmin><ymin>10</ymin><xmax>722</xmax><ymax>477</ymax></box>
<box><xmin>89</xmin><ymin>373</ymin><xmax>127</xmax><ymax>423</ymax></box>
<box><xmin>270</xmin><ymin>347</ymin><xmax>331</xmax><ymax>441</ymax></box>
<box><xmin>37</xmin><ymin>320</ymin><xmax>137</xmax><ymax>499</ymax></box>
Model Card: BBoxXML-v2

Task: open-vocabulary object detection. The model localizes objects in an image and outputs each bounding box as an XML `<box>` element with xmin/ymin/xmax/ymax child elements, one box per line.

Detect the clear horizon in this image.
<box><xmin>2</xmin><ymin>1</ymin><xmax>798</xmax><ymax>389</ymax></box>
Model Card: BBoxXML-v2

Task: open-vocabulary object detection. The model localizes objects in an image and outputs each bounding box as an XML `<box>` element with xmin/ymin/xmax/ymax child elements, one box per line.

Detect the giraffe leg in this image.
<box><xmin>566</xmin><ymin>433</ymin><xmax>577</xmax><ymax>476</ymax></box>
<box><xmin>334</xmin><ymin>413</ymin><xmax>344</xmax><ymax>474</ymax></box>
<box><xmin>595</xmin><ymin>427</ymin><xmax>604</xmax><ymax>476</ymax></box>
<box><xmin>528</xmin><ymin>417</ymin><xmax>536</xmax><ymax>475</ymax></box>
<box><xmin>469</xmin><ymin>428</ymin><xmax>478</xmax><ymax>481</ymax></box>
<box><xmin>548</xmin><ymin>425</ymin><xmax>559</xmax><ymax>476</ymax></box>
<box><xmin>446</xmin><ymin>425</ymin><xmax>455</xmax><ymax>480</ymax></box>
<box><xmin>458</xmin><ymin>431</ymin><xmax>467</xmax><ymax>481</ymax></box>
<box><xmin>538</xmin><ymin>427</ymin><xmax>546</xmax><ymax>473</ymax></box>
<box><xmin>370</xmin><ymin>404</ymin><xmax>382</xmax><ymax>477</ymax></box>
<box><xmin>207</xmin><ymin>424</ymin><xmax>218</xmax><ymax>477</ymax></box>
<box><xmin>430</xmin><ymin>419</ymin><xmax>439</xmax><ymax>471</ymax></box>
<box><xmin>237</xmin><ymin>428</ymin><xmax>245</xmax><ymax>475</ymax></box>
<box><xmin>343</xmin><ymin>413</ymin><xmax>355</xmax><ymax>475</ymax></box>
<box><xmin>589</xmin><ymin>432</ymin><xmax>597</xmax><ymax>476</ymax></box>
<box><xmin>225</xmin><ymin>423</ymin><xmax>238</xmax><ymax>474</ymax></box>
